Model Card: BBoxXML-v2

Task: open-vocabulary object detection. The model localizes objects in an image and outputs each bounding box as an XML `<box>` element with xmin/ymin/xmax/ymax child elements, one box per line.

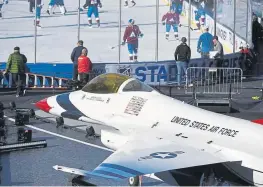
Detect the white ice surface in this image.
<box><xmin>0</xmin><ymin>0</ymin><xmax>202</xmax><ymax>63</ymax></box>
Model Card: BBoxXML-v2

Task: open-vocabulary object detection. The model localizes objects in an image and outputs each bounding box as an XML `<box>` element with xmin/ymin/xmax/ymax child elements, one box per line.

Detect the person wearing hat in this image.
<box><xmin>5</xmin><ymin>47</ymin><xmax>26</xmax><ymax>97</ymax></box>
<box><xmin>122</xmin><ymin>19</ymin><xmax>143</xmax><ymax>62</ymax></box>
<box><xmin>71</xmin><ymin>40</ymin><xmax>87</xmax><ymax>81</ymax></box>
<box><xmin>174</xmin><ymin>37</ymin><xmax>191</xmax><ymax>86</ymax></box>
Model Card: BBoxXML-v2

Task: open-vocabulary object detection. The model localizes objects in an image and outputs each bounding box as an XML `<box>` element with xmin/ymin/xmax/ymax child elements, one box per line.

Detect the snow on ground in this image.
<box><xmin>0</xmin><ymin>0</ymin><xmax>201</xmax><ymax>63</ymax></box>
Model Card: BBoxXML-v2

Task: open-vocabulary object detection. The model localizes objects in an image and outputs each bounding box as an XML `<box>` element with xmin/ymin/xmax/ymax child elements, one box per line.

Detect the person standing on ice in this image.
<box><xmin>28</xmin><ymin>0</ymin><xmax>35</xmax><ymax>13</ymax></box>
<box><xmin>47</xmin><ymin>0</ymin><xmax>67</xmax><ymax>15</ymax></box>
<box><xmin>170</xmin><ymin>0</ymin><xmax>183</xmax><ymax>15</ymax></box>
<box><xmin>124</xmin><ymin>0</ymin><xmax>136</xmax><ymax>7</ymax></box>
<box><xmin>34</xmin><ymin>0</ymin><xmax>42</xmax><ymax>27</ymax></box>
<box><xmin>85</xmin><ymin>0</ymin><xmax>102</xmax><ymax>28</ymax></box>
<box><xmin>47</xmin><ymin>0</ymin><xmax>55</xmax><ymax>15</ymax></box>
<box><xmin>194</xmin><ymin>2</ymin><xmax>205</xmax><ymax>30</ymax></box>
<box><xmin>122</xmin><ymin>19</ymin><xmax>143</xmax><ymax>62</ymax></box>
<box><xmin>162</xmin><ymin>9</ymin><xmax>180</xmax><ymax>40</ymax></box>
<box><xmin>0</xmin><ymin>0</ymin><xmax>4</xmax><ymax>18</ymax></box>
<box><xmin>0</xmin><ymin>0</ymin><xmax>7</xmax><ymax>18</ymax></box>
<box><xmin>55</xmin><ymin>0</ymin><xmax>67</xmax><ymax>15</ymax></box>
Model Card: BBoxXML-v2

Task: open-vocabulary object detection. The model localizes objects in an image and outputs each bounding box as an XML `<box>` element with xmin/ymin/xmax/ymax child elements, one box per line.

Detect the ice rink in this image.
<box><xmin>0</xmin><ymin>0</ymin><xmax>202</xmax><ymax>64</ymax></box>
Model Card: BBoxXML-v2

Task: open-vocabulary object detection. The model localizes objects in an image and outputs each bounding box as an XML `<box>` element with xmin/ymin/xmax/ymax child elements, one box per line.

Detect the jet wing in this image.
<box><xmin>54</xmin><ymin>136</ymin><xmax>240</xmax><ymax>180</ymax></box>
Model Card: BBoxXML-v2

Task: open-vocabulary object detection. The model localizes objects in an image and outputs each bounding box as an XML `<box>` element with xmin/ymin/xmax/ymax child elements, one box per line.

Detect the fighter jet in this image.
<box><xmin>36</xmin><ymin>73</ymin><xmax>263</xmax><ymax>186</ymax></box>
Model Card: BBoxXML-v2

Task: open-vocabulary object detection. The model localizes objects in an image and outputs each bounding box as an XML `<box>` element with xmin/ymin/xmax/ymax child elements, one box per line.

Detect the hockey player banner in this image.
<box><xmin>216</xmin><ymin>0</ymin><xmax>234</xmax><ymax>31</ymax></box>
<box><xmin>251</xmin><ymin>0</ymin><xmax>263</xmax><ymax>18</ymax></box>
<box><xmin>182</xmin><ymin>0</ymin><xmax>252</xmax><ymax>53</ymax></box>
<box><xmin>235</xmin><ymin>0</ymin><xmax>252</xmax><ymax>47</ymax></box>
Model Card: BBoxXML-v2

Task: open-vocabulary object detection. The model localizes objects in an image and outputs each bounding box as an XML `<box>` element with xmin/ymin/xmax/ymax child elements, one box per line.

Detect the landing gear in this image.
<box><xmin>71</xmin><ymin>175</ymin><xmax>84</xmax><ymax>186</ymax></box>
<box><xmin>86</xmin><ymin>126</ymin><xmax>95</xmax><ymax>137</ymax></box>
<box><xmin>56</xmin><ymin>117</ymin><xmax>64</xmax><ymax>127</ymax></box>
<box><xmin>128</xmin><ymin>176</ymin><xmax>140</xmax><ymax>186</ymax></box>
<box><xmin>200</xmin><ymin>168</ymin><xmax>241</xmax><ymax>186</ymax></box>
<box><xmin>70</xmin><ymin>175</ymin><xmax>96</xmax><ymax>186</ymax></box>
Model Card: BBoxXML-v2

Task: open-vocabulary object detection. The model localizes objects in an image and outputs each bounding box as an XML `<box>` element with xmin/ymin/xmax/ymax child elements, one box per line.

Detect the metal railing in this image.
<box><xmin>0</xmin><ymin>72</ymin><xmax>70</xmax><ymax>89</ymax></box>
<box><xmin>185</xmin><ymin>67</ymin><xmax>243</xmax><ymax>94</ymax></box>
<box><xmin>0</xmin><ymin>67</ymin><xmax>243</xmax><ymax>96</ymax></box>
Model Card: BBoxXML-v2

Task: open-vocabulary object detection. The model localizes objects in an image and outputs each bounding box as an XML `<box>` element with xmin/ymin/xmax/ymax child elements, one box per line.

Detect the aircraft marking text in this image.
<box><xmin>83</xmin><ymin>96</ymin><xmax>109</xmax><ymax>103</ymax></box>
<box><xmin>124</xmin><ymin>96</ymin><xmax>147</xmax><ymax>116</ymax></box>
<box><xmin>171</xmin><ymin>116</ymin><xmax>239</xmax><ymax>137</ymax></box>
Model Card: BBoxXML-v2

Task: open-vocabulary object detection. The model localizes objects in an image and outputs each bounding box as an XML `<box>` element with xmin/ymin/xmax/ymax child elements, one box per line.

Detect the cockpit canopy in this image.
<box><xmin>82</xmin><ymin>73</ymin><xmax>154</xmax><ymax>94</ymax></box>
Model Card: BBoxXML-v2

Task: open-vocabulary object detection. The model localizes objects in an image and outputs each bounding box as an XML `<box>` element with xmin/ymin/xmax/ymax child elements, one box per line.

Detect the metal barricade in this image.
<box><xmin>0</xmin><ymin>72</ymin><xmax>70</xmax><ymax>89</ymax></box>
<box><xmin>0</xmin><ymin>72</ymin><xmax>12</xmax><ymax>88</ymax></box>
<box><xmin>185</xmin><ymin>67</ymin><xmax>243</xmax><ymax>94</ymax></box>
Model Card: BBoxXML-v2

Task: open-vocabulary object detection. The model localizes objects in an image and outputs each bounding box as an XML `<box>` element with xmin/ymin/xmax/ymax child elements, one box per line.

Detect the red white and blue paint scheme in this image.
<box><xmin>36</xmin><ymin>73</ymin><xmax>263</xmax><ymax>186</ymax></box>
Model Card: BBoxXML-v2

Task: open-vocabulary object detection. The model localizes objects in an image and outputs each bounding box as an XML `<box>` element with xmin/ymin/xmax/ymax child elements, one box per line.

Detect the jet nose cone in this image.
<box><xmin>35</xmin><ymin>98</ymin><xmax>52</xmax><ymax>113</ymax></box>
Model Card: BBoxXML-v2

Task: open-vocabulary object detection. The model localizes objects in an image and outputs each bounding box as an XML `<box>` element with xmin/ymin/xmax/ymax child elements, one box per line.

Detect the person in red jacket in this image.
<box><xmin>122</xmin><ymin>19</ymin><xmax>144</xmax><ymax>62</ymax></box>
<box><xmin>78</xmin><ymin>48</ymin><xmax>92</xmax><ymax>85</ymax></box>
<box><xmin>162</xmin><ymin>9</ymin><xmax>180</xmax><ymax>40</ymax></box>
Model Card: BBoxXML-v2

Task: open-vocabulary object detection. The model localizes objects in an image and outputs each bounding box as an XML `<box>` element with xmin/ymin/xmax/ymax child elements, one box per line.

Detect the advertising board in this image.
<box><xmin>91</xmin><ymin>52</ymin><xmax>243</xmax><ymax>86</ymax></box>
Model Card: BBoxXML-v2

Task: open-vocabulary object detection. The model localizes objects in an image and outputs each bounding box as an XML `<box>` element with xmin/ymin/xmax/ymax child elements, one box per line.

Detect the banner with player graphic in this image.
<box><xmin>182</xmin><ymin>0</ymin><xmax>252</xmax><ymax>53</ymax></box>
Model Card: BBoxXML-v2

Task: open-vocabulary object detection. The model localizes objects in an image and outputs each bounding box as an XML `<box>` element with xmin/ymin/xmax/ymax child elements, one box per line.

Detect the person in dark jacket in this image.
<box><xmin>174</xmin><ymin>37</ymin><xmax>191</xmax><ymax>86</ymax></box>
<box><xmin>5</xmin><ymin>47</ymin><xmax>26</xmax><ymax>97</ymax></box>
<box><xmin>212</xmin><ymin>36</ymin><xmax>224</xmax><ymax>82</ymax></box>
<box><xmin>252</xmin><ymin>14</ymin><xmax>262</xmax><ymax>54</ymax></box>
<box><xmin>70</xmin><ymin>40</ymin><xmax>87</xmax><ymax>81</ymax></box>
<box><xmin>212</xmin><ymin>36</ymin><xmax>224</xmax><ymax>67</ymax></box>
<box><xmin>0</xmin><ymin>0</ymin><xmax>4</xmax><ymax>18</ymax></box>
<box><xmin>83</xmin><ymin>0</ymin><xmax>89</xmax><ymax>9</ymax></box>
<box><xmin>28</xmin><ymin>0</ymin><xmax>35</xmax><ymax>13</ymax></box>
